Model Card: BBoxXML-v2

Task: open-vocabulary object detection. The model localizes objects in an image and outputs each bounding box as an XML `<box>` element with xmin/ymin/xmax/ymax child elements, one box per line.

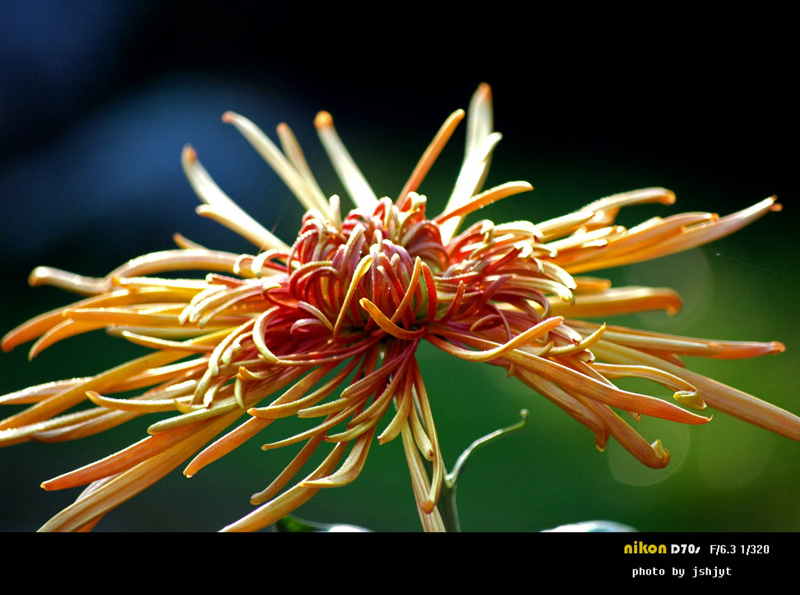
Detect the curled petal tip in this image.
<box><xmin>666</xmin><ymin>293</ymin><xmax>683</xmax><ymax>315</ymax></box>
<box><xmin>221</xmin><ymin>111</ymin><xmax>236</xmax><ymax>124</ymax></box>
<box><xmin>772</xmin><ymin>341</ymin><xmax>786</xmax><ymax>354</ymax></box>
<box><xmin>651</xmin><ymin>439</ymin><xmax>670</xmax><ymax>465</ymax></box>
<box><xmin>476</xmin><ymin>82</ymin><xmax>492</xmax><ymax>97</ymax></box>
<box><xmin>595</xmin><ymin>431</ymin><xmax>609</xmax><ymax>452</ymax></box>
<box><xmin>28</xmin><ymin>267</ymin><xmax>50</xmax><ymax>287</ymax></box>
<box><xmin>314</xmin><ymin>111</ymin><xmax>333</xmax><ymax>129</ymax></box>
<box><xmin>673</xmin><ymin>390</ymin><xmax>706</xmax><ymax>410</ymax></box>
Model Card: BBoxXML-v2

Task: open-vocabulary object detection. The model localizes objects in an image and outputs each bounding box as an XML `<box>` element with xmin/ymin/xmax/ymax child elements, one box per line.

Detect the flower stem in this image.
<box><xmin>438</xmin><ymin>477</ymin><xmax>462</xmax><ymax>532</ymax></box>
<box><xmin>438</xmin><ymin>410</ymin><xmax>530</xmax><ymax>531</ymax></box>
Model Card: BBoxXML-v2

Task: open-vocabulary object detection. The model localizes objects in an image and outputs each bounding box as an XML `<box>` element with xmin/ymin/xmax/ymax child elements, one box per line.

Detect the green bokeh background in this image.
<box><xmin>1</xmin><ymin>4</ymin><xmax>797</xmax><ymax>533</ymax></box>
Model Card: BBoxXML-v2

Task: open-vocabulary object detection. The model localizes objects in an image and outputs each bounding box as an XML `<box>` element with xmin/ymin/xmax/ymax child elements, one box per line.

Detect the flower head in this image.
<box><xmin>1</xmin><ymin>84</ymin><xmax>795</xmax><ymax>532</ymax></box>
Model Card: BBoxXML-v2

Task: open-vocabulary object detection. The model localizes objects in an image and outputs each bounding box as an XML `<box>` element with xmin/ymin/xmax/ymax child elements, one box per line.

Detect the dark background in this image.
<box><xmin>1</xmin><ymin>1</ymin><xmax>797</xmax><ymax>532</ymax></box>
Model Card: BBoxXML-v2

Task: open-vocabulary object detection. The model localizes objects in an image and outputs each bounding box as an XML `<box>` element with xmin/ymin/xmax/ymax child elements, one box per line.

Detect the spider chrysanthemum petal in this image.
<box><xmin>1</xmin><ymin>84</ymin><xmax>796</xmax><ymax>532</ymax></box>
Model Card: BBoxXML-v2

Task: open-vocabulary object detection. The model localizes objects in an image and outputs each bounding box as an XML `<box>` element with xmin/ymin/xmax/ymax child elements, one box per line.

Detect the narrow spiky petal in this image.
<box><xmin>222</xmin><ymin>111</ymin><xmax>333</xmax><ymax>220</ymax></box>
<box><xmin>181</xmin><ymin>145</ymin><xmax>291</xmax><ymax>252</ymax></box>
<box><xmin>314</xmin><ymin>111</ymin><xmax>379</xmax><ymax>211</ymax></box>
<box><xmin>397</xmin><ymin>109</ymin><xmax>465</xmax><ymax>209</ymax></box>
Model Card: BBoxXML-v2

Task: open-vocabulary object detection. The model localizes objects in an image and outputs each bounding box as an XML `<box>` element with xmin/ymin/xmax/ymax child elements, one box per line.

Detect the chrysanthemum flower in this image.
<box><xmin>1</xmin><ymin>84</ymin><xmax>796</xmax><ymax>532</ymax></box>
